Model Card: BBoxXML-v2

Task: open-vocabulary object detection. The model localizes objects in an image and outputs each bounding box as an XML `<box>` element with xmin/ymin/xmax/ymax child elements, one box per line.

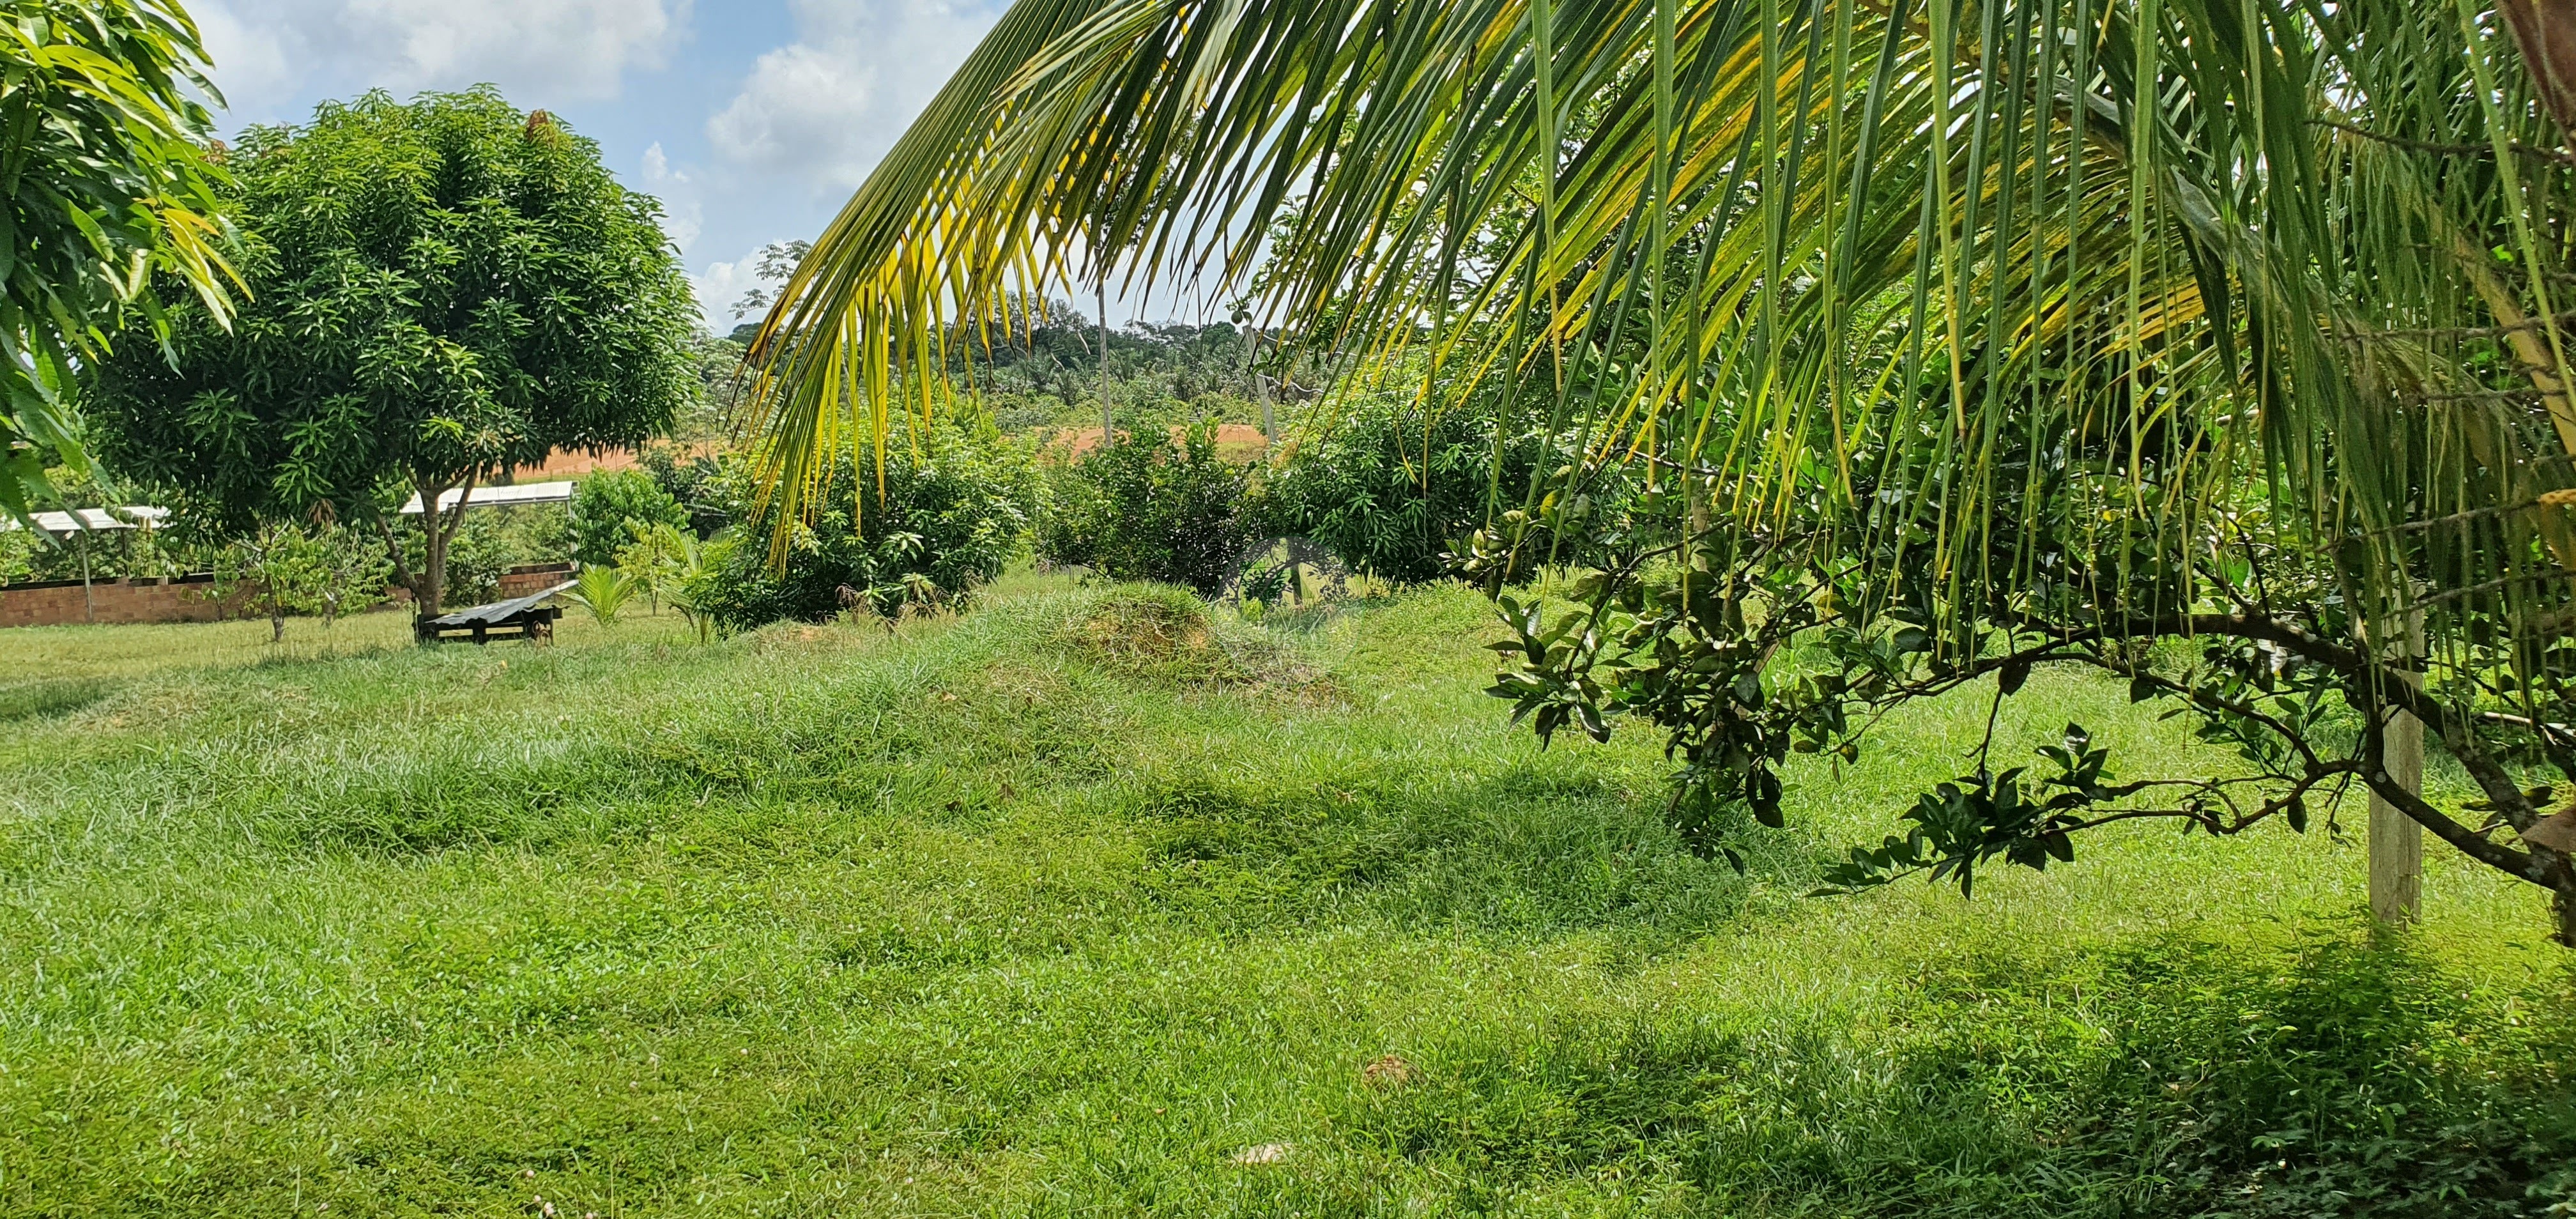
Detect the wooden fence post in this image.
<box><xmin>2370</xmin><ymin>599</ymin><xmax>2425</xmax><ymax>924</ymax></box>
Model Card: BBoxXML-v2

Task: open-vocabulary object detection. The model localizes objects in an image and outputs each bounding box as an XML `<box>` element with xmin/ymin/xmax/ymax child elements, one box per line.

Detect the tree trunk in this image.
<box><xmin>413</xmin><ymin>482</ymin><xmax>450</xmax><ymax>622</ymax></box>
<box><xmin>410</xmin><ymin>470</ymin><xmax>478</xmax><ymax>625</ymax></box>
<box><xmin>420</xmin><ymin>513</ymin><xmax>448</xmax><ymax>619</ymax></box>
<box><xmin>1098</xmin><ymin>278</ymin><xmax>1114</xmax><ymax>442</ymax></box>
<box><xmin>2501</xmin><ymin>0</ymin><xmax>2576</xmax><ymax>162</ymax></box>
<box><xmin>1246</xmin><ymin>323</ymin><xmax>1275</xmax><ymax>446</ymax></box>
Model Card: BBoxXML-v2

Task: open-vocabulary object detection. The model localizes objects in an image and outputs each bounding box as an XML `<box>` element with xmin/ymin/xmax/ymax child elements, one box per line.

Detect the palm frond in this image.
<box><xmin>746</xmin><ymin>0</ymin><xmax>2576</xmax><ymax>647</ymax></box>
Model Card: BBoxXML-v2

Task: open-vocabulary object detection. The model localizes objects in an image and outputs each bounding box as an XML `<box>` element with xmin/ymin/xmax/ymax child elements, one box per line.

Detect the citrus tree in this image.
<box><xmin>737</xmin><ymin>0</ymin><xmax>2576</xmax><ymax>941</ymax></box>
<box><xmin>85</xmin><ymin>88</ymin><xmax>698</xmax><ymax>617</ymax></box>
<box><xmin>0</xmin><ymin>0</ymin><xmax>237</xmax><ymax>526</ymax></box>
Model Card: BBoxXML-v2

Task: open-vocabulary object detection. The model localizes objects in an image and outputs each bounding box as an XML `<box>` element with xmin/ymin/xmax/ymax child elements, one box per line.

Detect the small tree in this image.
<box><xmin>615</xmin><ymin>520</ymin><xmax>696</xmax><ymax>614</ymax></box>
<box><xmin>564</xmin><ymin>564</ymin><xmax>637</xmax><ymax>625</ymax></box>
<box><xmin>1266</xmin><ymin>388</ymin><xmax>1623</xmax><ymax>585</ymax></box>
<box><xmin>689</xmin><ymin>420</ymin><xmax>1036</xmax><ymax>633</ymax></box>
<box><xmin>215</xmin><ymin>523</ymin><xmax>319</xmax><ymax>643</ymax></box>
<box><xmin>306</xmin><ymin>523</ymin><xmax>393</xmax><ymax>626</ymax></box>
<box><xmin>85</xmin><ymin>88</ymin><xmax>698</xmax><ymax>622</ymax></box>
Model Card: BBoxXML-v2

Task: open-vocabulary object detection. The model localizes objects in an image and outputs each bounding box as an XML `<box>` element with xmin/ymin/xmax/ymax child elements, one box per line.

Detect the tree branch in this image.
<box><xmin>2364</xmin><ymin>767</ymin><xmax>2552</xmax><ymax>883</ymax></box>
<box><xmin>2007</xmin><ymin>608</ymin><xmax>2568</xmax><ymax>882</ymax></box>
<box><xmin>2310</xmin><ymin>118</ymin><xmax>2576</xmax><ymax>167</ymax></box>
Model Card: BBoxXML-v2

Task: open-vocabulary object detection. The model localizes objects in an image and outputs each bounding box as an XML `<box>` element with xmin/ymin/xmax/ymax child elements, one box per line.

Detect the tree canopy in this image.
<box><xmin>86</xmin><ymin>86</ymin><xmax>698</xmax><ymax>614</ymax></box>
<box><xmin>0</xmin><ymin>0</ymin><xmax>237</xmax><ymax>525</ymax></box>
<box><xmin>740</xmin><ymin>0</ymin><xmax>2576</xmax><ymax>940</ymax></box>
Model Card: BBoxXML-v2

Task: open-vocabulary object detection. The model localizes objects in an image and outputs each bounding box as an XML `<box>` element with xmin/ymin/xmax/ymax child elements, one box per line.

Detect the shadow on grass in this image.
<box><xmin>0</xmin><ymin>678</ymin><xmax>115</xmax><ymax>723</ymax></box>
<box><xmin>1324</xmin><ymin>920</ymin><xmax>2576</xmax><ymax>1218</ymax></box>
<box><xmin>1121</xmin><ymin>760</ymin><xmax>1802</xmax><ymax>945</ymax></box>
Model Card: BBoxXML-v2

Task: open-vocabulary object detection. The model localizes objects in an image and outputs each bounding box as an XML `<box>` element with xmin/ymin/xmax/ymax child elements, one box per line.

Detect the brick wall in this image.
<box><xmin>0</xmin><ymin>576</ymin><xmax>251</xmax><ymax>629</ymax></box>
<box><xmin>497</xmin><ymin>564</ymin><xmax>575</xmax><ymax>600</ymax></box>
<box><xmin>0</xmin><ymin>564</ymin><xmax>576</xmax><ymax>629</ymax></box>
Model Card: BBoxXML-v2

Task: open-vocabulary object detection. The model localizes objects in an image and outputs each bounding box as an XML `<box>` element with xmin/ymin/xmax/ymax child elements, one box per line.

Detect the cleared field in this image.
<box><xmin>0</xmin><ymin>577</ymin><xmax>2566</xmax><ymax>1216</ymax></box>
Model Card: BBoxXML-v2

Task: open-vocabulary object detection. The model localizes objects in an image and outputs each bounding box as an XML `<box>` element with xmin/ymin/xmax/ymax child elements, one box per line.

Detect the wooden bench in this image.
<box><xmin>415</xmin><ymin>582</ymin><xmax>574</xmax><ymax>645</ymax></box>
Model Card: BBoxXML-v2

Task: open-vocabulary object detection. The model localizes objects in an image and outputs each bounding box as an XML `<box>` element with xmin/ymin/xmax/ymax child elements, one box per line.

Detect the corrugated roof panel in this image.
<box><xmin>398</xmin><ymin>482</ymin><xmax>578</xmax><ymax>514</ymax></box>
<box><xmin>1</xmin><ymin>507</ymin><xmax>169</xmax><ymax>534</ymax></box>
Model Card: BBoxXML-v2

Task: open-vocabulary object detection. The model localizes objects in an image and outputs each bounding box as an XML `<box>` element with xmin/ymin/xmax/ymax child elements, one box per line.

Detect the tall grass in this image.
<box><xmin>1</xmin><ymin>577</ymin><xmax>2568</xmax><ymax>1215</ymax></box>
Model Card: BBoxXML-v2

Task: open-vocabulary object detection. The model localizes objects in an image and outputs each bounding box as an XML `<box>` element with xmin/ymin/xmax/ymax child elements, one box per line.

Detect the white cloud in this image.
<box><xmin>192</xmin><ymin>0</ymin><xmax>688</xmax><ymax>115</ymax></box>
<box><xmin>640</xmin><ymin>142</ymin><xmax>702</xmax><ymax>250</ymax></box>
<box><xmin>192</xmin><ymin>2</ymin><xmax>295</xmax><ymax>111</ymax></box>
<box><xmin>642</xmin><ymin>142</ymin><xmax>687</xmax><ymax>185</ymax></box>
<box><xmin>707</xmin><ymin>0</ymin><xmax>999</xmax><ymax>189</ymax></box>
<box><xmin>690</xmin><ymin>245</ymin><xmax>774</xmax><ymax>329</ymax></box>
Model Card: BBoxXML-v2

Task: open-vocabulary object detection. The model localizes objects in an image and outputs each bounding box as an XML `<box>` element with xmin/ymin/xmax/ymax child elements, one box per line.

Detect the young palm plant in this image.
<box><xmin>565</xmin><ymin>564</ymin><xmax>638</xmax><ymax>627</ymax></box>
<box><xmin>740</xmin><ymin>0</ymin><xmax>2576</xmax><ymax>939</ymax></box>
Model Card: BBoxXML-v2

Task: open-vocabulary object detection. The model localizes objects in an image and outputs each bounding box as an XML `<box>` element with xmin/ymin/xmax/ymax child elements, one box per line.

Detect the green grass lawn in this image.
<box><xmin>3</xmin><ymin>577</ymin><xmax>2570</xmax><ymax>1216</ymax></box>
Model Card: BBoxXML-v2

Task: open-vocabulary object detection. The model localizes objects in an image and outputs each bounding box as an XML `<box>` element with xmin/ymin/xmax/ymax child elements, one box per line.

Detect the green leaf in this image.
<box><xmin>1998</xmin><ymin>659</ymin><xmax>2030</xmax><ymax>696</ymax></box>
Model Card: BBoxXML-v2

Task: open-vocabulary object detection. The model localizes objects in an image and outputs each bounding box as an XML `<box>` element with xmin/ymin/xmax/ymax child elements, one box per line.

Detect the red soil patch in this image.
<box><xmin>510</xmin><ymin>442</ymin><xmax>722</xmax><ymax>483</ymax></box>
<box><xmin>1041</xmin><ymin>423</ymin><xmax>1273</xmax><ymax>463</ymax></box>
<box><xmin>512</xmin><ymin>448</ymin><xmax>640</xmax><ymax>481</ymax></box>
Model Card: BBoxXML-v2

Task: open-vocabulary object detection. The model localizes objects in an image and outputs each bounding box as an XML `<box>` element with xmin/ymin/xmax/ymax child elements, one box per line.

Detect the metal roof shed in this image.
<box><xmin>1</xmin><ymin>507</ymin><xmax>172</xmax><ymax>623</ymax></box>
<box><xmin>0</xmin><ymin>506</ymin><xmax>170</xmax><ymax>535</ymax></box>
<box><xmin>399</xmin><ymin>482</ymin><xmax>577</xmax><ymax>514</ymax></box>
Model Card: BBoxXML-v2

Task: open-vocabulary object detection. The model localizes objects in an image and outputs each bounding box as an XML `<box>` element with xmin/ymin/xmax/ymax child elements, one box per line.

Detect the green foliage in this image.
<box><xmin>613</xmin><ymin>520</ymin><xmax>698</xmax><ymax>615</ymax></box>
<box><xmin>1267</xmin><ymin>390</ymin><xmax>1620</xmax><ymax>583</ymax></box>
<box><xmin>956</xmin><ymin>307</ymin><xmax>1280</xmax><ymax>438</ymax></box>
<box><xmin>209</xmin><ymin>523</ymin><xmax>306</xmax><ymax>637</ymax></box>
<box><xmin>680</xmin><ymin>330</ymin><xmax>747</xmax><ymax>441</ymax></box>
<box><xmin>376</xmin><ymin>507</ymin><xmax>525</xmax><ymax>608</ymax></box>
<box><xmin>0</xmin><ymin>525</ymin><xmax>35</xmax><ymax>585</ymax></box>
<box><xmin>211</xmin><ymin>521</ymin><xmax>390</xmax><ymax>641</ymax></box>
<box><xmin>640</xmin><ymin>443</ymin><xmax>733</xmax><ymax>537</ymax></box>
<box><xmin>84</xmin><ymin>87</ymin><xmax>698</xmax><ymax>614</ymax></box>
<box><xmin>0</xmin><ymin>463</ymin><xmax>224</xmax><ymax>585</ymax></box>
<box><xmin>300</xmin><ymin>524</ymin><xmax>395</xmax><ymax>625</ymax></box>
<box><xmin>564</xmin><ymin>564</ymin><xmax>637</xmax><ymax>625</ymax></box>
<box><xmin>740</xmin><ymin>0</ymin><xmax>2576</xmax><ymax>931</ymax></box>
<box><xmin>569</xmin><ymin>470</ymin><xmax>687</xmax><ymax>566</ymax></box>
<box><xmin>371</xmin><ymin>503</ymin><xmax>567</xmax><ymax>611</ymax></box>
<box><xmin>0</xmin><ymin>0</ymin><xmax>236</xmax><ymax>524</ymax></box>
<box><xmin>433</xmin><ymin>512</ymin><xmax>514</xmax><ymax>608</ymax></box>
<box><xmin>0</xmin><ymin>519</ymin><xmax>212</xmax><ymax>589</ymax></box>
<box><xmin>1472</xmin><ymin>374</ymin><xmax>2576</xmax><ymax>933</ymax></box>
<box><xmin>687</xmin><ymin>420</ymin><xmax>1037</xmax><ymax>633</ymax></box>
<box><xmin>2</xmin><ymin>583</ymin><xmax>2570</xmax><ymax>1213</ymax></box>
<box><xmin>1039</xmin><ymin>419</ymin><xmax>1260</xmax><ymax>594</ymax></box>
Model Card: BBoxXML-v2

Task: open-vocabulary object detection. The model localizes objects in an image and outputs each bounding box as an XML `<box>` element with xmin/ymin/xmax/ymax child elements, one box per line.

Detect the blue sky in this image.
<box><xmin>191</xmin><ymin>0</ymin><xmax>1011</xmax><ymax>330</ymax></box>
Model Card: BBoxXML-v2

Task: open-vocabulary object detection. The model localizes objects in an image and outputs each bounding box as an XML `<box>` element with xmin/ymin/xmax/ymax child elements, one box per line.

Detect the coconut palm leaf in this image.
<box><xmin>743</xmin><ymin>0</ymin><xmax>2576</xmax><ymax>647</ymax></box>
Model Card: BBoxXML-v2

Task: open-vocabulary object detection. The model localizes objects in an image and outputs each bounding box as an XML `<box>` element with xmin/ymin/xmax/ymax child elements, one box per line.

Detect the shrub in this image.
<box><xmin>1038</xmin><ymin>419</ymin><xmax>1259</xmax><ymax>595</ymax></box>
<box><xmin>569</xmin><ymin>469</ymin><xmax>689</xmax><ymax>565</ymax></box>
<box><xmin>686</xmin><ymin>418</ymin><xmax>1037</xmax><ymax>634</ymax></box>
<box><xmin>1266</xmin><ymin>392</ymin><xmax>1627</xmax><ymax>584</ymax></box>
<box><xmin>0</xmin><ymin>525</ymin><xmax>36</xmax><ymax>585</ymax></box>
